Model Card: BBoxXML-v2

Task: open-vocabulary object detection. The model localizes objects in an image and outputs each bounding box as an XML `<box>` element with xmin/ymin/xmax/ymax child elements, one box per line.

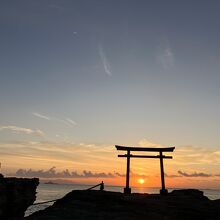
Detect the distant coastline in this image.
<box><xmin>44</xmin><ymin>181</ymin><xmax>58</xmax><ymax>185</ymax></box>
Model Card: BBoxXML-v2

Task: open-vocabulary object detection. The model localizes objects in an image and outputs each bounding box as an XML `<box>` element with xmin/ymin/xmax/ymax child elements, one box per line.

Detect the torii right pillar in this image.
<box><xmin>159</xmin><ymin>151</ymin><xmax>168</xmax><ymax>195</ymax></box>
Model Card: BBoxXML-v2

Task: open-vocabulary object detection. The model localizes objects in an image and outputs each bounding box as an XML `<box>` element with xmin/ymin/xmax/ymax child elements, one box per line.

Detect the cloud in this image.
<box><xmin>11</xmin><ymin>167</ymin><xmax>121</xmax><ymax>179</ymax></box>
<box><xmin>65</xmin><ymin>118</ymin><xmax>77</xmax><ymax>126</ymax></box>
<box><xmin>32</xmin><ymin>112</ymin><xmax>50</xmax><ymax>120</ymax></box>
<box><xmin>0</xmin><ymin>141</ymin><xmax>120</xmax><ymax>174</ymax></box>
<box><xmin>138</xmin><ymin>138</ymin><xmax>166</xmax><ymax>148</ymax></box>
<box><xmin>82</xmin><ymin>170</ymin><xmax>115</xmax><ymax>178</ymax></box>
<box><xmin>112</xmin><ymin>171</ymin><xmax>146</xmax><ymax>178</ymax></box>
<box><xmin>178</xmin><ymin>170</ymin><xmax>212</xmax><ymax>177</ymax></box>
<box><xmin>130</xmin><ymin>171</ymin><xmax>148</xmax><ymax>179</ymax></box>
<box><xmin>0</xmin><ymin>126</ymin><xmax>44</xmax><ymax>136</ymax></box>
<box><xmin>2</xmin><ymin>138</ymin><xmax>220</xmax><ymax>183</ymax></box>
<box><xmin>54</xmin><ymin>118</ymin><xmax>77</xmax><ymax>127</ymax></box>
<box><xmin>114</xmin><ymin>172</ymin><xmax>125</xmax><ymax>177</ymax></box>
<box><xmin>157</xmin><ymin>44</ymin><xmax>175</xmax><ymax>69</ymax></box>
<box><xmin>137</xmin><ymin>139</ymin><xmax>220</xmax><ymax>178</ymax></box>
<box><xmin>35</xmin><ymin>130</ymin><xmax>44</xmax><ymax>136</ymax></box>
<box><xmin>32</xmin><ymin>112</ymin><xmax>77</xmax><ymax>127</ymax></box>
<box><xmin>173</xmin><ymin>145</ymin><xmax>220</xmax><ymax>166</ymax></box>
<box><xmin>165</xmin><ymin>173</ymin><xmax>182</xmax><ymax>178</ymax></box>
<box><xmin>98</xmin><ymin>45</ymin><xmax>112</xmax><ymax>76</ymax></box>
<box><xmin>9</xmin><ymin>167</ymin><xmax>147</xmax><ymax>180</ymax></box>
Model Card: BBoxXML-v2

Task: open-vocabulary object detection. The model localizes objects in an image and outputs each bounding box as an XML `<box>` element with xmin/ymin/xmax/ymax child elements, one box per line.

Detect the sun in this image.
<box><xmin>138</xmin><ymin>178</ymin><xmax>145</xmax><ymax>184</ymax></box>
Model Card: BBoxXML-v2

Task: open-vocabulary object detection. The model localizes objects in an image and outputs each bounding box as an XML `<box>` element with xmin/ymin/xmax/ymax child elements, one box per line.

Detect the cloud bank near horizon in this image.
<box><xmin>7</xmin><ymin>166</ymin><xmax>220</xmax><ymax>180</ymax></box>
<box><xmin>8</xmin><ymin>167</ymin><xmax>151</xmax><ymax>179</ymax></box>
<box><xmin>11</xmin><ymin>167</ymin><xmax>116</xmax><ymax>178</ymax></box>
<box><xmin>8</xmin><ymin>167</ymin><xmax>127</xmax><ymax>179</ymax></box>
<box><xmin>178</xmin><ymin>170</ymin><xmax>212</xmax><ymax>177</ymax></box>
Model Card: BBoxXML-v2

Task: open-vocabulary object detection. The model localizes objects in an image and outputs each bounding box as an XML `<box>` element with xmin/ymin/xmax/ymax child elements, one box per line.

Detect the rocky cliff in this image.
<box><xmin>0</xmin><ymin>176</ymin><xmax>39</xmax><ymax>220</ymax></box>
<box><xmin>26</xmin><ymin>189</ymin><xmax>220</xmax><ymax>220</ymax></box>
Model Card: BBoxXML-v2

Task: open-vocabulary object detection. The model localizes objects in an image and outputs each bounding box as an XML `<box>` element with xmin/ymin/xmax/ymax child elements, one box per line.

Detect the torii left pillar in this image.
<box><xmin>124</xmin><ymin>150</ymin><xmax>131</xmax><ymax>194</ymax></box>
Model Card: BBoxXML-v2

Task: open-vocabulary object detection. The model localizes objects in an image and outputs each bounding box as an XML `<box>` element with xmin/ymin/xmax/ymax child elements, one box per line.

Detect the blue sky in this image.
<box><xmin>0</xmin><ymin>1</ymin><xmax>220</xmax><ymax>186</ymax></box>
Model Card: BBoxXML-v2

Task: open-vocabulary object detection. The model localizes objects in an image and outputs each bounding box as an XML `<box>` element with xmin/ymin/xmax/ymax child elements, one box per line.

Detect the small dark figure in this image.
<box><xmin>0</xmin><ymin>173</ymin><xmax>4</xmax><ymax>178</ymax></box>
<box><xmin>100</xmin><ymin>181</ymin><xmax>104</xmax><ymax>191</ymax></box>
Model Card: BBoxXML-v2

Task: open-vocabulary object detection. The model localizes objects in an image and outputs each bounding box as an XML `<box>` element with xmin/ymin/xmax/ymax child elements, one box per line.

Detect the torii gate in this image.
<box><xmin>115</xmin><ymin>145</ymin><xmax>175</xmax><ymax>195</ymax></box>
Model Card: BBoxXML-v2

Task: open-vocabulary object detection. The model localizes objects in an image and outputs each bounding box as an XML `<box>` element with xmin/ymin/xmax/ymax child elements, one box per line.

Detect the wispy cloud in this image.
<box><xmin>138</xmin><ymin>138</ymin><xmax>220</xmax><ymax>167</ymax></box>
<box><xmin>178</xmin><ymin>170</ymin><xmax>212</xmax><ymax>177</ymax></box>
<box><xmin>138</xmin><ymin>138</ymin><xmax>220</xmax><ymax>179</ymax></box>
<box><xmin>65</xmin><ymin>118</ymin><xmax>77</xmax><ymax>126</ymax></box>
<box><xmin>157</xmin><ymin>44</ymin><xmax>175</xmax><ymax>69</ymax></box>
<box><xmin>172</xmin><ymin>145</ymin><xmax>220</xmax><ymax>166</ymax></box>
<box><xmin>0</xmin><ymin>126</ymin><xmax>44</xmax><ymax>136</ymax></box>
<box><xmin>0</xmin><ymin>141</ymin><xmax>117</xmax><ymax>170</ymax></box>
<box><xmin>32</xmin><ymin>112</ymin><xmax>50</xmax><ymax>120</ymax></box>
<box><xmin>138</xmin><ymin>138</ymin><xmax>166</xmax><ymax>148</ymax></box>
<box><xmin>32</xmin><ymin>112</ymin><xmax>77</xmax><ymax>127</ymax></box>
<box><xmin>98</xmin><ymin>44</ymin><xmax>112</xmax><ymax>76</ymax></box>
<box><xmin>165</xmin><ymin>171</ymin><xmax>219</xmax><ymax>178</ymax></box>
<box><xmin>55</xmin><ymin>118</ymin><xmax>77</xmax><ymax>127</ymax></box>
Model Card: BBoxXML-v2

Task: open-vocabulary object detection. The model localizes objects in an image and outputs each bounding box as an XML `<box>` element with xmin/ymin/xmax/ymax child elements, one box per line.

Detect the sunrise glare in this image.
<box><xmin>138</xmin><ymin>178</ymin><xmax>145</xmax><ymax>184</ymax></box>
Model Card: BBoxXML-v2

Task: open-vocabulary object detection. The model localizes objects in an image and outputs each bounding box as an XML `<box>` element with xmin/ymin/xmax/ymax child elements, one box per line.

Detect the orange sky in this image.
<box><xmin>1</xmin><ymin>139</ymin><xmax>220</xmax><ymax>189</ymax></box>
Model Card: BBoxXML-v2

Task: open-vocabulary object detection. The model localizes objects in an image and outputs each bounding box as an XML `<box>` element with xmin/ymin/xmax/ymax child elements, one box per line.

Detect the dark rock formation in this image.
<box><xmin>26</xmin><ymin>189</ymin><xmax>220</xmax><ymax>220</ymax></box>
<box><xmin>0</xmin><ymin>177</ymin><xmax>39</xmax><ymax>220</ymax></box>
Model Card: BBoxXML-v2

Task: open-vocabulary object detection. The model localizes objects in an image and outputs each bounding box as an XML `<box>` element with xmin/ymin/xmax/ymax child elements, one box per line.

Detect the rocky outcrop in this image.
<box><xmin>26</xmin><ymin>189</ymin><xmax>220</xmax><ymax>220</ymax></box>
<box><xmin>0</xmin><ymin>176</ymin><xmax>39</xmax><ymax>220</ymax></box>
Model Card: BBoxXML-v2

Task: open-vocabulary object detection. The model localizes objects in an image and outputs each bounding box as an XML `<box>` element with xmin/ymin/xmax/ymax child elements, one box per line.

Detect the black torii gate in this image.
<box><xmin>115</xmin><ymin>145</ymin><xmax>175</xmax><ymax>195</ymax></box>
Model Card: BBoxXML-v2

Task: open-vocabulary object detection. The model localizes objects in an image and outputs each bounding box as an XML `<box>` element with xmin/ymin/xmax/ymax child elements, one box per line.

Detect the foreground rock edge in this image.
<box><xmin>26</xmin><ymin>189</ymin><xmax>220</xmax><ymax>220</ymax></box>
<box><xmin>0</xmin><ymin>177</ymin><xmax>39</xmax><ymax>220</ymax></box>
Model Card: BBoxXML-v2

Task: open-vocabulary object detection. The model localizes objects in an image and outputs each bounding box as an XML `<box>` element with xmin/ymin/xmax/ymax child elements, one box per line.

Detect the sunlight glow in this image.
<box><xmin>138</xmin><ymin>178</ymin><xmax>145</xmax><ymax>184</ymax></box>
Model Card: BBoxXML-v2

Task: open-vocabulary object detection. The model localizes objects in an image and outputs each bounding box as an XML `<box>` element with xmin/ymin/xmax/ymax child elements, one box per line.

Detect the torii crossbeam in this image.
<box><xmin>115</xmin><ymin>145</ymin><xmax>175</xmax><ymax>195</ymax></box>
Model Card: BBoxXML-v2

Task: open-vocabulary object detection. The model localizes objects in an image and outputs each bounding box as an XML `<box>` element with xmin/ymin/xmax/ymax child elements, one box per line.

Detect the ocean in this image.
<box><xmin>25</xmin><ymin>183</ymin><xmax>220</xmax><ymax>217</ymax></box>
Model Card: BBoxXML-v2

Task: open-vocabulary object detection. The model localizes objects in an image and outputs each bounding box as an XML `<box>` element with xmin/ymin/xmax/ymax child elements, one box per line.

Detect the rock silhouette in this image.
<box><xmin>26</xmin><ymin>189</ymin><xmax>220</xmax><ymax>220</ymax></box>
<box><xmin>0</xmin><ymin>177</ymin><xmax>39</xmax><ymax>220</ymax></box>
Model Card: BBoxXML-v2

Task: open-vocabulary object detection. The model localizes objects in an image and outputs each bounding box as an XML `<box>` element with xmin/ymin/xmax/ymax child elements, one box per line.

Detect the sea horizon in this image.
<box><xmin>39</xmin><ymin>180</ymin><xmax>220</xmax><ymax>191</ymax></box>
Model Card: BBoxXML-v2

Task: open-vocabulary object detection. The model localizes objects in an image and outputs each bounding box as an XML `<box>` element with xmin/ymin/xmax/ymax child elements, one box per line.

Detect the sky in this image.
<box><xmin>0</xmin><ymin>0</ymin><xmax>220</xmax><ymax>189</ymax></box>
